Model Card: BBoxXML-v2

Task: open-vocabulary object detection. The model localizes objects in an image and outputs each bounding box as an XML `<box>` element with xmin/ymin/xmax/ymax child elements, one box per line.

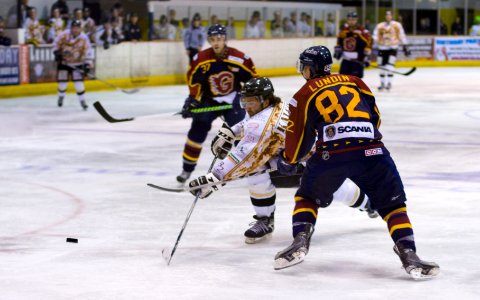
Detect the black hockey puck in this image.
<box><xmin>66</xmin><ymin>238</ymin><xmax>78</xmax><ymax>243</ymax></box>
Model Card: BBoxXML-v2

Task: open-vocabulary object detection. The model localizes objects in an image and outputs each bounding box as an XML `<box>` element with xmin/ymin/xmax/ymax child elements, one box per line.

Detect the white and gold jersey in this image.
<box><xmin>53</xmin><ymin>30</ymin><xmax>92</xmax><ymax>65</ymax></box>
<box><xmin>373</xmin><ymin>20</ymin><xmax>407</xmax><ymax>50</ymax></box>
<box><xmin>212</xmin><ymin>99</ymin><xmax>290</xmax><ymax>181</ymax></box>
<box><xmin>24</xmin><ymin>18</ymin><xmax>44</xmax><ymax>44</ymax></box>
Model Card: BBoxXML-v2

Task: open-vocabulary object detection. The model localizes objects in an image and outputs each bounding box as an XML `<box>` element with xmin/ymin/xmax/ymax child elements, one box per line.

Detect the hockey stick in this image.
<box><xmin>93</xmin><ymin>101</ymin><xmax>134</xmax><ymax>123</ymax></box>
<box><xmin>162</xmin><ymin>157</ymin><xmax>218</xmax><ymax>265</ymax></box>
<box><xmin>66</xmin><ymin>65</ymin><xmax>140</xmax><ymax>94</ymax></box>
<box><xmin>173</xmin><ymin>104</ymin><xmax>233</xmax><ymax>116</ymax></box>
<box><xmin>344</xmin><ymin>58</ymin><xmax>416</xmax><ymax>76</ymax></box>
<box><xmin>147</xmin><ymin>168</ymin><xmax>272</xmax><ymax>193</ymax></box>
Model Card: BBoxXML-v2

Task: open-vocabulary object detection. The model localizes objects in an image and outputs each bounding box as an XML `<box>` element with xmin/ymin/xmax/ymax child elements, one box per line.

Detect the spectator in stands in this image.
<box><xmin>210</xmin><ymin>15</ymin><xmax>219</xmax><ymax>26</ymax></box>
<box><xmin>169</xmin><ymin>9</ymin><xmax>179</xmax><ymax>27</ymax></box>
<box><xmin>245</xmin><ymin>11</ymin><xmax>265</xmax><ymax>38</ymax></box>
<box><xmin>271</xmin><ymin>10</ymin><xmax>283</xmax><ymax>38</ymax></box>
<box><xmin>7</xmin><ymin>0</ymin><xmax>32</xmax><ymax>28</ymax></box>
<box><xmin>83</xmin><ymin>7</ymin><xmax>96</xmax><ymax>43</ymax></box>
<box><xmin>68</xmin><ymin>8</ymin><xmax>85</xmax><ymax>30</ymax></box>
<box><xmin>471</xmin><ymin>18</ymin><xmax>480</xmax><ymax>36</ymax></box>
<box><xmin>298</xmin><ymin>12</ymin><xmax>312</xmax><ymax>37</ymax></box>
<box><xmin>226</xmin><ymin>16</ymin><xmax>236</xmax><ymax>39</ymax></box>
<box><xmin>46</xmin><ymin>8</ymin><xmax>64</xmax><ymax>43</ymax></box>
<box><xmin>0</xmin><ymin>19</ymin><xmax>12</xmax><ymax>46</ymax></box>
<box><xmin>96</xmin><ymin>19</ymin><xmax>120</xmax><ymax>49</ymax></box>
<box><xmin>283</xmin><ymin>17</ymin><xmax>294</xmax><ymax>37</ymax></box>
<box><xmin>154</xmin><ymin>14</ymin><xmax>176</xmax><ymax>40</ymax></box>
<box><xmin>311</xmin><ymin>17</ymin><xmax>323</xmax><ymax>36</ymax></box>
<box><xmin>24</xmin><ymin>7</ymin><xmax>45</xmax><ymax>46</ymax></box>
<box><xmin>440</xmin><ymin>20</ymin><xmax>448</xmax><ymax>35</ymax></box>
<box><xmin>124</xmin><ymin>13</ymin><xmax>141</xmax><ymax>41</ymax></box>
<box><xmin>183</xmin><ymin>15</ymin><xmax>206</xmax><ymax>62</ymax></box>
<box><xmin>110</xmin><ymin>5</ymin><xmax>124</xmax><ymax>36</ymax></box>
<box><xmin>286</xmin><ymin>12</ymin><xmax>298</xmax><ymax>36</ymax></box>
<box><xmin>51</xmin><ymin>0</ymin><xmax>69</xmax><ymax>22</ymax></box>
<box><xmin>451</xmin><ymin>17</ymin><xmax>463</xmax><ymax>35</ymax></box>
<box><xmin>326</xmin><ymin>13</ymin><xmax>335</xmax><ymax>36</ymax></box>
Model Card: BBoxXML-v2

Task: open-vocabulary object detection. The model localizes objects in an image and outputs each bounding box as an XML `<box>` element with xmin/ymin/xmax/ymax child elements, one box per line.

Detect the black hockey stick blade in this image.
<box><xmin>93</xmin><ymin>101</ymin><xmax>134</xmax><ymax>123</ymax></box>
<box><xmin>401</xmin><ymin>66</ymin><xmax>417</xmax><ymax>76</ymax></box>
<box><xmin>147</xmin><ymin>183</ymin><xmax>185</xmax><ymax>193</ymax></box>
<box><xmin>119</xmin><ymin>87</ymin><xmax>140</xmax><ymax>94</ymax></box>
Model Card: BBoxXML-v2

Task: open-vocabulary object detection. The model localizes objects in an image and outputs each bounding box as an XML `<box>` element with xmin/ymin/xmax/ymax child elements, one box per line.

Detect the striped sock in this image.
<box><xmin>292</xmin><ymin>196</ymin><xmax>318</xmax><ymax>237</ymax></box>
<box><xmin>380</xmin><ymin>204</ymin><xmax>416</xmax><ymax>251</ymax></box>
<box><xmin>182</xmin><ymin>138</ymin><xmax>202</xmax><ymax>172</ymax></box>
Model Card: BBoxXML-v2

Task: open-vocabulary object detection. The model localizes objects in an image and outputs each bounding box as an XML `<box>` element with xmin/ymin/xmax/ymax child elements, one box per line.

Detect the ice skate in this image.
<box><xmin>57</xmin><ymin>96</ymin><xmax>64</xmax><ymax>107</ymax></box>
<box><xmin>365</xmin><ymin>207</ymin><xmax>379</xmax><ymax>218</ymax></box>
<box><xmin>176</xmin><ymin>170</ymin><xmax>192</xmax><ymax>184</ymax></box>
<box><xmin>394</xmin><ymin>243</ymin><xmax>440</xmax><ymax>280</ymax></box>
<box><xmin>244</xmin><ymin>213</ymin><xmax>274</xmax><ymax>244</ymax></box>
<box><xmin>274</xmin><ymin>223</ymin><xmax>314</xmax><ymax>270</ymax></box>
<box><xmin>80</xmin><ymin>100</ymin><xmax>88</xmax><ymax>110</ymax></box>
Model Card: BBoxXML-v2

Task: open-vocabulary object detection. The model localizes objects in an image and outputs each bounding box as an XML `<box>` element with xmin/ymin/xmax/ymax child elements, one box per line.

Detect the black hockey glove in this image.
<box><xmin>211</xmin><ymin>123</ymin><xmax>235</xmax><ymax>159</ymax></box>
<box><xmin>276</xmin><ymin>151</ymin><xmax>298</xmax><ymax>176</ymax></box>
<box><xmin>188</xmin><ymin>173</ymin><xmax>224</xmax><ymax>199</ymax></box>
<box><xmin>53</xmin><ymin>50</ymin><xmax>62</xmax><ymax>63</ymax></box>
<box><xmin>333</xmin><ymin>45</ymin><xmax>343</xmax><ymax>60</ymax></box>
<box><xmin>403</xmin><ymin>45</ymin><xmax>411</xmax><ymax>57</ymax></box>
<box><xmin>83</xmin><ymin>63</ymin><xmax>91</xmax><ymax>73</ymax></box>
<box><xmin>181</xmin><ymin>96</ymin><xmax>200</xmax><ymax>119</ymax></box>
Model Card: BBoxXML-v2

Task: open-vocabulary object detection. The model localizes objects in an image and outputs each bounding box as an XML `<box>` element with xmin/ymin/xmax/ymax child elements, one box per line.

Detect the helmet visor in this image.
<box><xmin>240</xmin><ymin>95</ymin><xmax>261</xmax><ymax>109</ymax></box>
<box><xmin>296</xmin><ymin>60</ymin><xmax>306</xmax><ymax>73</ymax></box>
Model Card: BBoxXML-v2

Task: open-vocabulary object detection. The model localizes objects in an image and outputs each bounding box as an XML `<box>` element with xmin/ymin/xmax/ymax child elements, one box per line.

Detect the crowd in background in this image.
<box><xmin>1</xmin><ymin>0</ymin><xmax>480</xmax><ymax>49</ymax></box>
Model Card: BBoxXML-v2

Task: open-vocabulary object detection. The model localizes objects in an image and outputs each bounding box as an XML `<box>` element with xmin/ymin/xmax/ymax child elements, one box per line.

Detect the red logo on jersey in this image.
<box><xmin>209</xmin><ymin>71</ymin><xmax>234</xmax><ymax>95</ymax></box>
<box><xmin>344</xmin><ymin>37</ymin><xmax>357</xmax><ymax>51</ymax></box>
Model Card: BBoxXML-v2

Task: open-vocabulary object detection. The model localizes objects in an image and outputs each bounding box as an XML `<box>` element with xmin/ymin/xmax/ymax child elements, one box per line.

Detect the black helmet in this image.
<box><xmin>71</xmin><ymin>19</ymin><xmax>82</xmax><ymax>28</ymax></box>
<box><xmin>240</xmin><ymin>77</ymin><xmax>274</xmax><ymax>107</ymax></box>
<box><xmin>297</xmin><ymin>46</ymin><xmax>332</xmax><ymax>78</ymax></box>
<box><xmin>207</xmin><ymin>24</ymin><xmax>227</xmax><ymax>37</ymax></box>
<box><xmin>347</xmin><ymin>11</ymin><xmax>358</xmax><ymax>18</ymax></box>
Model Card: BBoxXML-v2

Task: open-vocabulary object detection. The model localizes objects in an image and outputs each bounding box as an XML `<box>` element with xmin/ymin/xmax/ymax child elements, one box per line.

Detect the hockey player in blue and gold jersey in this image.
<box><xmin>177</xmin><ymin>24</ymin><xmax>257</xmax><ymax>183</ymax></box>
<box><xmin>273</xmin><ymin>45</ymin><xmax>439</xmax><ymax>280</ymax></box>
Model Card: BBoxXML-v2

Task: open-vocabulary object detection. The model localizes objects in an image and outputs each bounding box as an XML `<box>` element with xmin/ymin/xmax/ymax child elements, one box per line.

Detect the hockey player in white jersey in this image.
<box><xmin>188</xmin><ymin>77</ymin><xmax>377</xmax><ymax>244</ymax></box>
<box><xmin>53</xmin><ymin>19</ymin><xmax>93</xmax><ymax>110</ymax></box>
<box><xmin>372</xmin><ymin>11</ymin><xmax>410</xmax><ymax>91</ymax></box>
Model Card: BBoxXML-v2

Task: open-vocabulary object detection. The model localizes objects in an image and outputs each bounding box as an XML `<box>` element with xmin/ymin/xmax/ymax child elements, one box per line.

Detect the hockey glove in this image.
<box><xmin>333</xmin><ymin>45</ymin><xmax>343</xmax><ymax>60</ymax></box>
<box><xmin>53</xmin><ymin>50</ymin><xmax>62</xmax><ymax>63</ymax></box>
<box><xmin>211</xmin><ymin>123</ymin><xmax>235</xmax><ymax>159</ymax></box>
<box><xmin>276</xmin><ymin>151</ymin><xmax>298</xmax><ymax>176</ymax></box>
<box><xmin>181</xmin><ymin>96</ymin><xmax>200</xmax><ymax>119</ymax></box>
<box><xmin>188</xmin><ymin>172</ymin><xmax>224</xmax><ymax>199</ymax></box>
<box><xmin>83</xmin><ymin>63</ymin><xmax>92</xmax><ymax>74</ymax></box>
<box><xmin>363</xmin><ymin>56</ymin><xmax>371</xmax><ymax>68</ymax></box>
<box><xmin>403</xmin><ymin>45</ymin><xmax>411</xmax><ymax>57</ymax></box>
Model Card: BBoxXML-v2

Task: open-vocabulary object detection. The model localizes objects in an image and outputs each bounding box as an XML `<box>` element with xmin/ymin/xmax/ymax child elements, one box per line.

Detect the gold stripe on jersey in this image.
<box><xmin>187</xmin><ymin>59</ymin><xmax>216</xmax><ymax>100</ymax></box>
<box><xmin>224</xmin><ymin>59</ymin><xmax>257</xmax><ymax>77</ymax></box>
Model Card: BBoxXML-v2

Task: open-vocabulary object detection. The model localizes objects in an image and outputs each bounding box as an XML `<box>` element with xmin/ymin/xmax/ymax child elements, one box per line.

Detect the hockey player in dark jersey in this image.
<box><xmin>273</xmin><ymin>45</ymin><xmax>439</xmax><ymax>280</ymax></box>
<box><xmin>334</xmin><ymin>12</ymin><xmax>372</xmax><ymax>78</ymax></box>
<box><xmin>177</xmin><ymin>24</ymin><xmax>257</xmax><ymax>183</ymax></box>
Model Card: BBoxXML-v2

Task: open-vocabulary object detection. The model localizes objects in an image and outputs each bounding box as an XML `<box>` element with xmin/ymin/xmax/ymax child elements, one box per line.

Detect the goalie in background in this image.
<box><xmin>53</xmin><ymin>19</ymin><xmax>93</xmax><ymax>110</ymax></box>
<box><xmin>334</xmin><ymin>11</ymin><xmax>372</xmax><ymax>78</ymax></box>
<box><xmin>177</xmin><ymin>24</ymin><xmax>257</xmax><ymax>184</ymax></box>
<box><xmin>188</xmin><ymin>77</ymin><xmax>378</xmax><ymax>244</ymax></box>
<box><xmin>372</xmin><ymin>11</ymin><xmax>410</xmax><ymax>91</ymax></box>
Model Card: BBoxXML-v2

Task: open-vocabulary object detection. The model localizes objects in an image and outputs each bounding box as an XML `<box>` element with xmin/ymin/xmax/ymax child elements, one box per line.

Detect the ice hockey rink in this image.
<box><xmin>1</xmin><ymin>67</ymin><xmax>479</xmax><ymax>299</ymax></box>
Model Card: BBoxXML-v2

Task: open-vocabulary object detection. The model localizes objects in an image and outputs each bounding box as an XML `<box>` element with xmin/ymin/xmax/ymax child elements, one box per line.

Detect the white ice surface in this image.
<box><xmin>1</xmin><ymin>68</ymin><xmax>479</xmax><ymax>300</ymax></box>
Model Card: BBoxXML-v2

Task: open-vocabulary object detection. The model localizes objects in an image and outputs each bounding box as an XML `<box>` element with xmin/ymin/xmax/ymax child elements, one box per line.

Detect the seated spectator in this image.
<box><xmin>283</xmin><ymin>16</ymin><xmax>295</xmax><ymax>37</ymax></box>
<box><xmin>440</xmin><ymin>19</ymin><xmax>448</xmax><ymax>35</ymax></box>
<box><xmin>24</xmin><ymin>7</ymin><xmax>45</xmax><ymax>46</ymax></box>
<box><xmin>225</xmin><ymin>16</ymin><xmax>236</xmax><ymax>39</ymax></box>
<box><xmin>96</xmin><ymin>19</ymin><xmax>120</xmax><ymax>49</ymax></box>
<box><xmin>110</xmin><ymin>5</ymin><xmax>124</xmax><ymax>36</ymax></box>
<box><xmin>46</xmin><ymin>8</ymin><xmax>64</xmax><ymax>43</ymax></box>
<box><xmin>83</xmin><ymin>7</ymin><xmax>96</xmax><ymax>43</ymax></box>
<box><xmin>326</xmin><ymin>13</ymin><xmax>335</xmax><ymax>36</ymax></box>
<box><xmin>245</xmin><ymin>10</ymin><xmax>265</xmax><ymax>38</ymax></box>
<box><xmin>271</xmin><ymin>10</ymin><xmax>283</xmax><ymax>38</ymax></box>
<box><xmin>51</xmin><ymin>0</ymin><xmax>69</xmax><ymax>22</ymax></box>
<box><xmin>68</xmin><ymin>8</ymin><xmax>85</xmax><ymax>30</ymax></box>
<box><xmin>124</xmin><ymin>13</ymin><xmax>141</xmax><ymax>41</ymax></box>
<box><xmin>0</xmin><ymin>19</ymin><xmax>12</xmax><ymax>46</ymax></box>
<box><xmin>451</xmin><ymin>17</ymin><xmax>463</xmax><ymax>35</ymax></box>
<box><xmin>154</xmin><ymin>15</ymin><xmax>176</xmax><ymax>40</ymax></box>
<box><xmin>210</xmin><ymin>14</ymin><xmax>219</xmax><ymax>26</ymax></box>
<box><xmin>298</xmin><ymin>12</ymin><xmax>312</xmax><ymax>37</ymax></box>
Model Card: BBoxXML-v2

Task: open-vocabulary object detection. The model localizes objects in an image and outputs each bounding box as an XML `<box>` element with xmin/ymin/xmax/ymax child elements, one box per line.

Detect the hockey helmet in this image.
<box><xmin>297</xmin><ymin>46</ymin><xmax>332</xmax><ymax>78</ymax></box>
<box><xmin>347</xmin><ymin>11</ymin><xmax>358</xmax><ymax>19</ymax></box>
<box><xmin>240</xmin><ymin>77</ymin><xmax>274</xmax><ymax>108</ymax></box>
<box><xmin>71</xmin><ymin>19</ymin><xmax>82</xmax><ymax>27</ymax></box>
<box><xmin>207</xmin><ymin>24</ymin><xmax>227</xmax><ymax>37</ymax></box>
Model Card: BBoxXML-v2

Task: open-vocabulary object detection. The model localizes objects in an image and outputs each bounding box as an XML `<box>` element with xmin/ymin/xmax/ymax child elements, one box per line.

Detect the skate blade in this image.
<box><xmin>162</xmin><ymin>247</ymin><xmax>172</xmax><ymax>265</ymax></box>
<box><xmin>409</xmin><ymin>267</ymin><xmax>440</xmax><ymax>280</ymax></box>
<box><xmin>245</xmin><ymin>233</ymin><xmax>271</xmax><ymax>244</ymax></box>
<box><xmin>274</xmin><ymin>252</ymin><xmax>305</xmax><ymax>270</ymax></box>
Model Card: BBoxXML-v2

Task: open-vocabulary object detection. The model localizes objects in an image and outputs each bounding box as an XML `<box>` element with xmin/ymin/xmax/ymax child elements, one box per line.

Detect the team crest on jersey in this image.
<box><xmin>322</xmin><ymin>151</ymin><xmax>330</xmax><ymax>160</ymax></box>
<box><xmin>344</xmin><ymin>37</ymin><xmax>357</xmax><ymax>51</ymax></box>
<box><xmin>325</xmin><ymin>125</ymin><xmax>336</xmax><ymax>139</ymax></box>
<box><xmin>209</xmin><ymin>71</ymin><xmax>234</xmax><ymax>95</ymax></box>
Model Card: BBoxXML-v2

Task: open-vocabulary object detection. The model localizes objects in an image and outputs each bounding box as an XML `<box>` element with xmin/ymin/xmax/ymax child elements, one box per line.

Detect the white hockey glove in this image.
<box><xmin>188</xmin><ymin>172</ymin><xmax>224</xmax><ymax>199</ymax></box>
<box><xmin>211</xmin><ymin>123</ymin><xmax>235</xmax><ymax>159</ymax></box>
